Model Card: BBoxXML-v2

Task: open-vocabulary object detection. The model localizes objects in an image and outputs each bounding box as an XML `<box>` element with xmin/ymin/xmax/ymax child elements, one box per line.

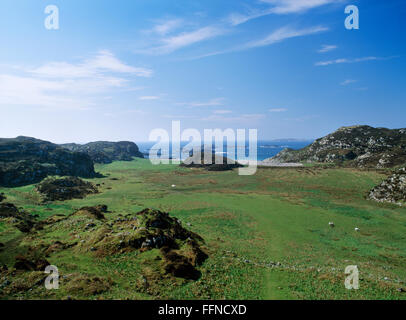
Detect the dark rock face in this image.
<box><xmin>368</xmin><ymin>168</ymin><xmax>406</xmax><ymax>205</ymax></box>
<box><xmin>36</xmin><ymin>177</ymin><xmax>98</xmax><ymax>202</ymax></box>
<box><xmin>181</xmin><ymin>151</ymin><xmax>243</xmax><ymax>171</ymax></box>
<box><xmin>268</xmin><ymin>126</ymin><xmax>406</xmax><ymax>168</ymax></box>
<box><xmin>0</xmin><ymin>136</ymin><xmax>96</xmax><ymax>187</ymax></box>
<box><xmin>60</xmin><ymin>141</ymin><xmax>144</xmax><ymax>164</ymax></box>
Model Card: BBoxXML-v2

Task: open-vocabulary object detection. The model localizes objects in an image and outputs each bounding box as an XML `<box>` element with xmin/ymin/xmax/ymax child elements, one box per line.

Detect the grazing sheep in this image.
<box><xmin>171</xmin><ymin>184</ymin><xmax>176</xmax><ymax>188</ymax></box>
<box><xmin>355</xmin><ymin>227</ymin><xmax>360</xmax><ymax>232</ymax></box>
<box><xmin>329</xmin><ymin>222</ymin><xmax>335</xmax><ymax>228</ymax></box>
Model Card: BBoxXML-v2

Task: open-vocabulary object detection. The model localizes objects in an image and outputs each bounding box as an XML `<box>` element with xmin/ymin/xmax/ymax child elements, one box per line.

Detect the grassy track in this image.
<box><xmin>1</xmin><ymin>158</ymin><xmax>406</xmax><ymax>299</ymax></box>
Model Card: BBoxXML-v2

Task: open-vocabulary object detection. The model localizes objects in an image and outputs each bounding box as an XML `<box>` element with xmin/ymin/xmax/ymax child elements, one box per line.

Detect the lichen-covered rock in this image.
<box><xmin>60</xmin><ymin>141</ymin><xmax>144</xmax><ymax>164</ymax></box>
<box><xmin>76</xmin><ymin>208</ymin><xmax>208</xmax><ymax>280</ymax></box>
<box><xmin>0</xmin><ymin>202</ymin><xmax>38</xmax><ymax>233</ymax></box>
<box><xmin>368</xmin><ymin>168</ymin><xmax>406</xmax><ymax>205</ymax></box>
<box><xmin>36</xmin><ymin>177</ymin><xmax>98</xmax><ymax>202</ymax></box>
<box><xmin>0</xmin><ymin>136</ymin><xmax>96</xmax><ymax>187</ymax></box>
<box><xmin>72</xmin><ymin>205</ymin><xmax>107</xmax><ymax>220</ymax></box>
<box><xmin>267</xmin><ymin>125</ymin><xmax>406</xmax><ymax>168</ymax></box>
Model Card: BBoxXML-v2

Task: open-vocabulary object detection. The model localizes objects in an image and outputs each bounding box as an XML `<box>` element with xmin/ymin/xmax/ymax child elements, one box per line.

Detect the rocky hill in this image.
<box><xmin>368</xmin><ymin>167</ymin><xmax>406</xmax><ymax>205</ymax></box>
<box><xmin>0</xmin><ymin>136</ymin><xmax>96</xmax><ymax>187</ymax></box>
<box><xmin>266</xmin><ymin>125</ymin><xmax>406</xmax><ymax>168</ymax></box>
<box><xmin>181</xmin><ymin>150</ymin><xmax>242</xmax><ymax>171</ymax></box>
<box><xmin>60</xmin><ymin>141</ymin><xmax>144</xmax><ymax>164</ymax></box>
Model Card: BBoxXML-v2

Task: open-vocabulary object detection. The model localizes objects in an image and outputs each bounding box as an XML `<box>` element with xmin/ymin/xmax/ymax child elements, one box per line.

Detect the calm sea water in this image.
<box><xmin>137</xmin><ymin>140</ymin><xmax>313</xmax><ymax>162</ymax></box>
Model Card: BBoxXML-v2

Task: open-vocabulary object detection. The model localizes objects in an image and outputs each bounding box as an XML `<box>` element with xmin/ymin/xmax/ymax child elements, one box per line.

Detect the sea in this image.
<box><xmin>137</xmin><ymin>140</ymin><xmax>313</xmax><ymax>162</ymax></box>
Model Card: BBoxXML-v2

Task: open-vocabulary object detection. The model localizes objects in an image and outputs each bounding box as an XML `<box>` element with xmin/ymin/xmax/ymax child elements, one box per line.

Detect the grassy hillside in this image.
<box><xmin>1</xmin><ymin>159</ymin><xmax>406</xmax><ymax>299</ymax></box>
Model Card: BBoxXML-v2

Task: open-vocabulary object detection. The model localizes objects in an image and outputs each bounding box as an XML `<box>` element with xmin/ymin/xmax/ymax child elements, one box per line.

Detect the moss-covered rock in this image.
<box><xmin>36</xmin><ymin>177</ymin><xmax>98</xmax><ymax>202</ymax></box>
<box><xmin>75</xmin><ymin>207</ymin><xmax>208</xmax><ymax>280</ymax></box>
<box><xmin>181</xmin><ymin>151</ymin><xmax>242</xmax><ymax>171</ymax></box>
<box><xmin>0</xmin><ymin>202</ymin><xmax>38</xmax><ymax>233</ymax></box>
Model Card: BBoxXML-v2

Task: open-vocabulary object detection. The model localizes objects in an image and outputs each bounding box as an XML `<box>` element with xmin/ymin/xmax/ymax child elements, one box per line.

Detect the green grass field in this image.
<box><xmin>1</xmin><ymin>158</ymin><xmax>406</xmax><ymax>300</ymax></box>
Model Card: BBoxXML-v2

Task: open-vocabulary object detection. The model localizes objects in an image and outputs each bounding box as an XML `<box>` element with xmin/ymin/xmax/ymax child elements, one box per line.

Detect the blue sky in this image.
<box><xmin>0</xmin><ymin>0</ymin><xmax>405</xmax><ymax>143</ymax></box>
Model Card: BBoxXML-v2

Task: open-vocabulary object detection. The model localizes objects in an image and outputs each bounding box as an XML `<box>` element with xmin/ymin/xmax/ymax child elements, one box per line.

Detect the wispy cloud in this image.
<box><xmin>142</xmin><ymin>26</ymin><xmax>227</xmax><ymax>55</ymax></box>
<box><xmin>213</xmin><ymin>109</ymin><xmax>232</xmax><ymax>114</ymax></box>
<box><xmin>269</xmin><ymin>108</ymin><xmax>288</xmax><ymax>112</ymax></box>
<box><xmin>30</xmin><ymin>50</ymin><xmax>152</xmax><ymax>78</ymax></box>
<box><xmin>261</xmin><ymin>0</ymin><xmax>342</xmax><ymax>14</ymax></box>
<box><xmin>315</xmin><ymin>56</ymin><xmax>385</xmax><ymax>66</ymax></box>
<box><xmin>191</xmin><ymin>25</ymin><xmax>328</xmax><ymax>59</ymax></box>
<box><xmin>0</xmin><ymin>51</ymin><xmax>151</xmax><ymax>109</ymax></box>
<box><xmin>149</xmin><ymin>19</ymin><xmax>183</xmax><ymax>36</ymax></box>
<box><xmin>318</xmin><ymin>44</ymin><xmax>337</xmax><ymax>53</ymax></box>
<box><xmin>177</xmin><ymin>97</ymin><xmax>225</xmax><ymax>107</ymax></box>
<box><xmin>246</xmin><ymin>25</ymin><xmax>328</xmax><ymax>49</ymax></box>
<box><xmin>227</xmin><ymin>9</ymin><xmax>274</xmax><ymax>26</ymax></box>
<box><xmin>340</xmin><ymin>79</ymin><xmax>357</xmax><ymax>86</ymax></box>
<box><xmin>139</xmin><ymin>96</ymin><xmax>160</xmax><ymax>100</ymax></box>
<box><xmin>0</xmin><ymin>74</ymin><xmax>100</xmax><ymax>109</ymax></box>
<box><xmin>228</xmin><ymin>0</ymin><xmax>342</xmax><ymax>25</ymax></box>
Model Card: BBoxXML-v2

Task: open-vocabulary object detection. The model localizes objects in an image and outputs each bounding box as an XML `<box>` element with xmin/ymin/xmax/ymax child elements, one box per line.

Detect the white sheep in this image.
<box><xmin>329</xmin><ymin>222</ymin><xmax>335</xmax><ymax>228</ymax></box>
<box><xmin>355</xmin><ymin>227</ymin><xmax>360</xmax><ymax>232</ymax></box>
<box><xmin>171</xmin><ymin>184</ymin><xmax>176</xmax><ymax>188</ymax></box>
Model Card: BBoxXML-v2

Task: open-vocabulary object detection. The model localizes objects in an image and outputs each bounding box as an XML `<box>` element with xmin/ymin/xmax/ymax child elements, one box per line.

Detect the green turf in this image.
<box><xmin>1</xmin><ymin>158</ymin><xmax>406</xmax><ymax>299</ymax></box>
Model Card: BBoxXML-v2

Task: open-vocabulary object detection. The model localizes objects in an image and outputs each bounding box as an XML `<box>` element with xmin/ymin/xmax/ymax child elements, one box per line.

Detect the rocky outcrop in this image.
<box><xmin>267</xmin><ymin>126</ymin><xmax>406</xmax><ymax>168</ymax></box>
<box><xmin>0</xmin><ymin>202</ymin><xmax>37</xmax><ymax>233</ymax></box>
<box><xmin>36</xmin><ymin>177</ymin><xmax>99</xmax><ymax>202</ymax></box>
<box><xmin>368</xmin><ymin>168</ymin><xmax>406</xmax><ymax>205</ymax></box>
<box><xmin>60</xmin><ymin>141</ymin><xmax>144</xmax><ymax>164</ymax></box>
<box><xmin>181</xmin><ymin>150</ymin><xmax>243</xmax><ymax>171</ymax></box>
<box><xmin>73</xmin><ymin>207</ymin><xmax>208</xmax><ymax>280</ymax></box>
<box><xmin>0</xmin><ymin>137</ymin><xmax>96</xmax><ymax>187</ymax></box>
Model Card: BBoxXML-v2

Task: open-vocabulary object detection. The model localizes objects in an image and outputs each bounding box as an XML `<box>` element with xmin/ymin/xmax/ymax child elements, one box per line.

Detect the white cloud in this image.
<box><xmin>144</xmin><ymin>26</ymin><xmax>226</xmax><ymax>55</ymax></box>
<box><xmin>340</xmin><ymin>79</ymin><xmax>357</xmax><ymax>86</ymax></box>
<box><xmin>228</xmin><ymin>0</ymin><xmax>342</xmax><ymax>25</ymax></box>
<box><xmin>315</xmin><ymin>56</ymin><xmax>381</xmax><ymax>66</ymax></box>
<box><xmin>86</xmin><ymin>50</ymin><xmax>152</xmax><ymax>76</ymax></box>
<box><xmin>318</xmin><ymin>44</ymin><xmax>337</xmax><ymax>53</ymax></box>
<box><xmin>247</xmin><ymin>25</ymin><xmax>328</xmax><ymax>48</ymax></box>
<box><xmin>0</xmin><ymin>74</ymin><xmax>93</xmax><ymax>109</ymax></box>
<box><xmin>228</xmin><ymin>9</ymin><xmax>274</xmax><ymax>26</ymax></box>
<box><xmin>213</xmin><ymin>109</ymin><xmax>232</xmax><ymax>114</ymax></box>
<box><xmin>269</xmin><ymin>108</ymin><xmax>288</xmax><ymax>112</ymax></box>
<box><xmin>191</xmin><ymin>25</ymin><xmax>328</xmax><ymax>59</ymax></box>
<box><xmin>139</xmin><ymin>96</ymin><xmax>160</xmax><ymax>100</ymax></box>
<box><xmin>0</xmin><ymin>51</ymin><xmax>152</xmax><ymax>110</ymax></box>
<box><xmin>30</xmin><ymin>50</ymin><xmax>153</xmax><ymax>78</ymax></box>
<box><xmin>177</xmin><ymin>97</ymin><xmax>225</xmax><ymax>107</ymax></box>
<box><xmin>261</xmin><ymin>0</ymin><xmax>341</xmax><ymax>14</ymax></box>
<box><xmin>150</xmin><ymin>19</ymin><xmax>183</xmax><ymax>35</ymax></box>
